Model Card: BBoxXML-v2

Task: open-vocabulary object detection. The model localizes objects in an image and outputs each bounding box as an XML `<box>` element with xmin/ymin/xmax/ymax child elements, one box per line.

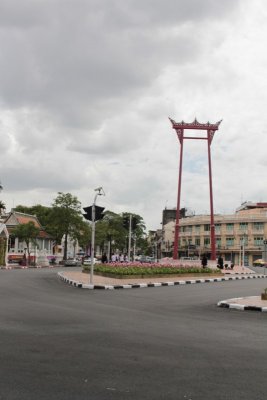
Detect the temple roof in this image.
<box><xmin>169</xmin><ymin>117</ymin><xmax>222</xmax><ymax>130</ymax></box>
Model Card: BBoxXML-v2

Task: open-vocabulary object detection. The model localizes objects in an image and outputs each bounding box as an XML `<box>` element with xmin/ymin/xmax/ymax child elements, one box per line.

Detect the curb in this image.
<box><xmin>224</xmin><ymin>272</ymin><xmax>255</xmax><ymax>275</ymax></box>
<box><xmin>57</xmin><ymin>272</ymin><xmax>267</xmax><ymax>290</ymax></box>
<box><xmin>218</xmin><ymin>297</ymin><xmax>267</xmax><ymax>312</ymax></box>
<box><xmin>0</xmin><ymin>265</ymin><xmax>59</xmax><ymax>270</ymax></box>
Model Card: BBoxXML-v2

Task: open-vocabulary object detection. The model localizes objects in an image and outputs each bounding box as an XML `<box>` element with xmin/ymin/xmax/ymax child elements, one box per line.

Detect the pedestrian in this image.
<box><xmin>111</xmin><ymin>253</ymin><xmax>116</xmax><ymax>263</ymax></box>
<box><xmin>201</xmin><ymin>254</ymin><xmax>208</xmax><ymax>268</ymax></box>
<box><xmin>124</xmin><ymin>254</ymin><xmax>128</xmax><ymax>262</ymax></box>
<box><xmin>101</xmin><ymin>253</ymin><xmax>107</xmax><ymax>263</ymax></box>
<box><xmin>217</xmin><ymin>255</ymin><xmax>224</xmax><ymax>270</ymax></box>
<box><xmin>119</xmin><ymin>254</ymin><xmax>124</xmax><ymax>263</ymax></box>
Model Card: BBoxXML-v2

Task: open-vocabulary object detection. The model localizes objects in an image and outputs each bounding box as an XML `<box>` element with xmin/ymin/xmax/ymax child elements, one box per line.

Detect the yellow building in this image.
<box><xmin>161</xmin><ymin>202</ymin><xmax>267</xmax><ymax>266</ymax></box>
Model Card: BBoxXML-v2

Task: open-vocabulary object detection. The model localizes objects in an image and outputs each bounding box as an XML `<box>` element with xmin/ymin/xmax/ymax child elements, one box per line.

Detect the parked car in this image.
<box><xmin>253</xmin><ymin>259</ymin><xmax>266</xmax><ymax>266</ymax></box>
<box><xmin>139</xmin><ymin>255</ymin><xmax>156</xmax><ymax>263</ymax></box>
<box><xmin>82</xmin><ymin>257</ymin><xmax>100</xmax><ymax>266</ymax></box>
<box><xmin>64</xmin><ymin>258</ymin><xmax>81</xmax><ymax>267</ymax></box>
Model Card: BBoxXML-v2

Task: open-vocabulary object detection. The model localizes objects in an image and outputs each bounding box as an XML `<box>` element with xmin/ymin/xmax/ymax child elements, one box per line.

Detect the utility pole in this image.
<box><xmin>263</xmin><ymin>239</ymin><xmax>267</xmax><ymax>275</ymax></box>
<box><xmin>128</xmin><ymin>214</ymin><xmax>132</xmax><ymax>261</ymax></box>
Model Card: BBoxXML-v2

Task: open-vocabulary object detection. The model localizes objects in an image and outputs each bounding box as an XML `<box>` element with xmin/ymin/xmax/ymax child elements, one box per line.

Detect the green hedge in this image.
<box><xmin>88</xmin><ymin>264</ymin><xmax>219</xmax><ymax>276</ymax></box>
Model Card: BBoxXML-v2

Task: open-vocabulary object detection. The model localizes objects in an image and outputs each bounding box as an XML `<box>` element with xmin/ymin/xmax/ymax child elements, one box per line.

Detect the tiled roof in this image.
<box><xmin>15</xmin><ymin>215</ymin><xmax>41</xmax><ymax>228</ymax></box>
<box><xmin>5</xmin><ymin>211</ymin><xmax>52</xmax><ymax>239</ymax></box>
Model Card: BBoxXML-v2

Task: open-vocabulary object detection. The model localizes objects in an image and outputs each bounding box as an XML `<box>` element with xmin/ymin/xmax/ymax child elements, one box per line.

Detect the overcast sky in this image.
<box><xmin>1</xmin><ymin>0</ymin><xmax>267</xmax><ymax>231</ymax></box>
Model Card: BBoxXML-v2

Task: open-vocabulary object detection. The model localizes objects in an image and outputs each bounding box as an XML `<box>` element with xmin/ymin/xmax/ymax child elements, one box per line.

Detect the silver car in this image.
<box><xmin>64</xmin><ymin>258</ymin><xmax>81</xmax><ymax>267</ymax></box>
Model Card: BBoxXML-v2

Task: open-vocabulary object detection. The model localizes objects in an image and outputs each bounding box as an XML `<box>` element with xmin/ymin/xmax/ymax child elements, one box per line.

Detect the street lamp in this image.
<box><xmin>241</xmin><ymin>235</ymin><xmax>247</xmax><ymax>271</ymax></box>
<box><xmin>90</xmin><ymin>187</ymin><xmax>105</xmax><ymax>284</ymax></box>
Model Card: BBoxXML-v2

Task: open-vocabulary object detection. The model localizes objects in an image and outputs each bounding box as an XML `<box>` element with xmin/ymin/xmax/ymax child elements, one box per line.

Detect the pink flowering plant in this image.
<box><xmin>92</xmin><ymin>262</ymin><xmax>217</xmax><ymax>276</ymax></box>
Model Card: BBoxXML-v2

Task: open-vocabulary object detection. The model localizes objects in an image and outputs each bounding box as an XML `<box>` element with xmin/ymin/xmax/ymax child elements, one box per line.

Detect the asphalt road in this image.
<box><xmin>0</xmin><ymin>267</ymin><xmax>267</xmax><ymax>400</ymax></box>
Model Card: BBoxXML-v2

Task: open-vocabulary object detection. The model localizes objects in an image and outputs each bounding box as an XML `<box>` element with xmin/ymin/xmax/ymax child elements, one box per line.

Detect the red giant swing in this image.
<box><xmin>169</xmin><ymin>118</ymin><xmax>222</xmax><ymax>261</ymax></box>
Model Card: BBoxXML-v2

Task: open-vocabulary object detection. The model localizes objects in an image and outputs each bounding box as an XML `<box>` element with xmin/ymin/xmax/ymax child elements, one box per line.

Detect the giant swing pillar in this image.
<box><xmin>170</xmin><ymin>118</ymin><xmax>222</xmax><ymax>261</ymax></box>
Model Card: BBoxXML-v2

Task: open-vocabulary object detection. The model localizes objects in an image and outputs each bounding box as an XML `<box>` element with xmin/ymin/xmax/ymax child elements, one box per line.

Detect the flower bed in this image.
<box><xmin>83</xmin><ymin>262</ymin><xmax>221</xmax><ymax>278</ymax></box>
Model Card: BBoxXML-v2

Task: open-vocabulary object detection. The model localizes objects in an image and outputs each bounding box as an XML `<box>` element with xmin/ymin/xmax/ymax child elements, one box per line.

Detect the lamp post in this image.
<box><xmin>242</xmin><ymin>237</ymin><xmax>245</xmax><ymax>271</ymax></box>
<box><xmin>90</xmin><ymin>187</ymin><xmax>105</xmax><ymax>284</ymax></box>
<box><xmin>263</xmin><ymin>239</ymin><xmax>267</xmax><ymax>276</ymax></box>
<box><xmin>127</xmin><ymin>214</ymin><xmax>132</xmax><ymax>262</ymax></box>
<box><xmin>241</xmin><ymin>235</ymin><xmax>247</xmax><ymax>271</ymax></box>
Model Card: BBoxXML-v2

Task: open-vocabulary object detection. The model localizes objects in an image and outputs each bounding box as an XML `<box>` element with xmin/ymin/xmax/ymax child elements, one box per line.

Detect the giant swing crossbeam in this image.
<box><xmin>169</xmin><ymin>118</ymin><xmax>222</xmax><ymax>261</ymax></box>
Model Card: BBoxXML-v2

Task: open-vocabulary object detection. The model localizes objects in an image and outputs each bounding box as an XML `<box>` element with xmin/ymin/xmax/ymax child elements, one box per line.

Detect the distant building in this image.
<box><xmin>160</xmin><ymin>202</ymin><xmax>267</xmax><ymax>265</ymax></box>
<box><xmin>4</xmin><ymin>210</ymin><xmax>54</xmax><ymax>264</ymax></box>
<box><xmin>162</xmin><ymin>207</ymin><xmax>194</xmax><ymax>226</ymax></box>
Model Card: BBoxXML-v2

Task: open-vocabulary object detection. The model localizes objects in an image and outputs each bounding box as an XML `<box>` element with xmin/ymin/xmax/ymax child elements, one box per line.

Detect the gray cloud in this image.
<box><xmin>2</xmin><ymin>0</ymin><xmax>266</xmax><ymax>231</ymax></box>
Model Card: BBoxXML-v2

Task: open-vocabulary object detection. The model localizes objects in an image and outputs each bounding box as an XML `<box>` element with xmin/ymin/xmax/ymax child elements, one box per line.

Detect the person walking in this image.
<box><xmin>217</xmin><ymin>255</ymin><xmax>224</xmax><ymax>269</ymax></box>
<box><xmin>201</xmin><ymin>254</ymin><xmax>208</xmax><ymax>268</ymax></box>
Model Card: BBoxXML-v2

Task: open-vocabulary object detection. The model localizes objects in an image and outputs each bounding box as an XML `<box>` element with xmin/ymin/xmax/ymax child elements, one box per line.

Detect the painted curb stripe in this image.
<box><xmin>58</xmin><ymin>273</ymin><xmax>267</xmax><ymax>291</ymax></box>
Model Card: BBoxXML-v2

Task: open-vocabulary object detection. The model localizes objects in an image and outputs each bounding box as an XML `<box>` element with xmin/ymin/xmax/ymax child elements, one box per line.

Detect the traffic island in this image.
<box><xmin>218</xmin><ymin>296</ymin><xmax>267</xmax><ymax>312</ymax></box>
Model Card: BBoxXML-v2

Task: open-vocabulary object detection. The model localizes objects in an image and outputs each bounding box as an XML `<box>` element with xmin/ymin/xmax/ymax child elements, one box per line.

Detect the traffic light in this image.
<box><xmin>122</xmin><ymin>214</ymin><xmax>139</xmax><ymax>230</ymax></box>
<box><xmin>95</xmin><ymin>206</ymin><xmax>105</xmax><ymax>221</ymax></box>
<box><xmin>122</xmin><ymin>214</ymin><xmax>129</xmax><ymax>229</ymax></box>
<box><xmin>83</xmin><ymin>205</ymin><xmax>105</xmax><ymax>221</ymax></box>
<box><xmin>132</xmin><ymin>216</ymin><xmax>138</xmax><ymax>230</ymax></box>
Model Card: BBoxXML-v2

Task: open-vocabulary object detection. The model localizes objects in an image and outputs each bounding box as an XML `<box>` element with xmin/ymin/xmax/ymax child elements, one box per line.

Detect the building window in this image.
<box><xmin>239</xmin><ymin>222</ymin><xmax>248</xmax><ymax>230</ymax></box>
<box><xmin>226</xmin><ymin>237</ymin><xmax>234</xmax><ymax>247</ymax></box>
<box><xmin>195</xmin><ymin>225</ymin><xmax>200</xmax><ymax>233</ymax></box>
<box><xmin>204</xmin><ymin>238</ymin><xmax>210</xmax><ymax>246</ymax></box>
<box><xmin>240</xmin><ymin>237</ymin><xmax>248</xmax><ymax>245</ymax></box>
<box><xmin>216</xmin><ymin>238</ymin><xmax>221</xmax><ymax>248</ymax></box>
<box><xmin>195</xmin><ymin>238</ymin><xmax>200</xmax><ymax>246</ymax></box>
<box><xmin>215</xmin><ymin>224</ymin><xmax>221</xmax><ymax>233</ymax></box>
<box><xmin>204</xmin><ymin>224</ymin><xmax>210</xmax><ymax>232</ymax></box>
<box><xmin>254</xmin><ymin>237</ymin><xmax>264</xmax><ymax>246</ymax></box>
<box><xmin>253</xmin><ymin>222</ymin><xmax>264</xmax><ymax>231</ymax></box>
<box><xmin>226</xmin><ymin>223</ymin><xmax>234</xmax><ymax>231</ymax></box>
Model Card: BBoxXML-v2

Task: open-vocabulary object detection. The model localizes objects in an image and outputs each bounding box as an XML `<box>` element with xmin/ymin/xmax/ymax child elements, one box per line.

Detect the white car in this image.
<box><xmin>83</xmin><ymin>257</ymin><xmax>100</xmax><ymax>266</ymax></box>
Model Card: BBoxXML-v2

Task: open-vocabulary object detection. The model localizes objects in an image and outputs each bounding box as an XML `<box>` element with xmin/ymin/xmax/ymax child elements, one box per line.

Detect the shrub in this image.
<box><xmin>92</xmin><ymin>263</ymin><xmax>217</xmax><ymax>276</ymax></box>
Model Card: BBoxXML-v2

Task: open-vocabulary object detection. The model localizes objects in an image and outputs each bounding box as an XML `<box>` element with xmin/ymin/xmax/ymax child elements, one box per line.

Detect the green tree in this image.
<box><xmin>0</xmin><ymin>200</ymin><xmax>6</xmax><ymax>215</ymax></box>
<box><xmin>94</xmin><ymin>211</ymin><xmax>147</xmax><ymax>257</ymax></box>
<box><xmin>95</xmin><ymin>211</ymin><xmax>127</xmax><ymax>255</ymax></box>
<box><xmin>121</xmin><ymin>212</ymin><xmax>147</xmax><ymax>253</ymax></box>
<box><xmin>49</xmin><ymin>192</ymin><xmax>84</xmax><ymax>260</ymax></box>
<box><xmin>11</xmin><ymin>222</ymin><xmax>40</xmax><ymax>265</ymax></box>
<box><xmin>72</xmin><ymin>220</ymin><xmax>91</xmax><ymax>254</ymax></box>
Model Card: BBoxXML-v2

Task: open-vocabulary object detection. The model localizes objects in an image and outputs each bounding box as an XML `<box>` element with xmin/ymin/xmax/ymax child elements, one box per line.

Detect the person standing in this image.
<box><xmin>217</xmin><ymin>255</ymin><xmax>224</xmax><ymax>269</ymax></box>
<box><xmin>201</xmin><ymin>254</ymin><xmax>208</xmax><ymax>268</ymax></box>
<box><xmin>101</xmin><ymin>253</ymin><xmax>107</xmax><ymax>263</ymax></box>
